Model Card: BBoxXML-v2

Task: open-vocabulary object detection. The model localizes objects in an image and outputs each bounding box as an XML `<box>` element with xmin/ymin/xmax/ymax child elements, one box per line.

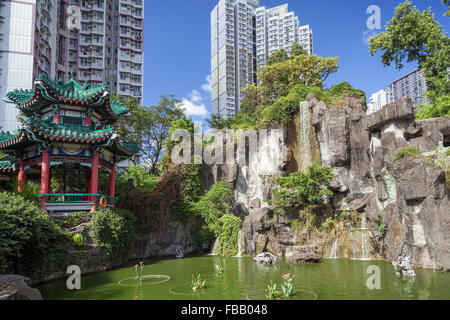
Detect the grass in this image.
<box><xmin>393</xmin><ymin>146</ymin><xmax>423</xmax><ymax>162</ymax></box>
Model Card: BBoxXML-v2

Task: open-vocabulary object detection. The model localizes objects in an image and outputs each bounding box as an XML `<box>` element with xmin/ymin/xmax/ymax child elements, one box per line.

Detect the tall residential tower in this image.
<box><xmin>0</xmin><ymin>0</ymin><xmax>144</xmax><ymax>132</ymax></box>
<box><xmin>211</xmin><ymin>0</ymin><xmax>313</xmax><ymax>119</ymax></box>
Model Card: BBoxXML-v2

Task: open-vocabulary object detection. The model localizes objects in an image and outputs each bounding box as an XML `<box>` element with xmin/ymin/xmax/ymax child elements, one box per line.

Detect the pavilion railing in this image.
<box><xmin>41</xmin><ymin>194</ymin><xmax>118</xmax><ymax>207</ymax></box>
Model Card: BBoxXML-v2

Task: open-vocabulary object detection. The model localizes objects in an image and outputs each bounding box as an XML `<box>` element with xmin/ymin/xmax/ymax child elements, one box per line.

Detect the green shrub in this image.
<box><xmin>121</xmin><ymin>165</ymin><xmax>159</xmax><ymax>192</ymax></box>
<box><xmin>416</xmin><ymin>95</ymin><xmax>450</xmax><ymax>120</ymax></box>
<box><xmin>215</xmin><ymin>214</ymin><xmax>242</xmax><ymax>257</ymax></box>
<box><xmin>273</xmin><ymin>163</ymin><xmax>334</xmax><ymax>213</ymax></box>
<box><xmin>72</xmin><ymin>233</ymin><xmax>85</xmax><ymax>247</ymax></box>
<box><xmin>57</xmin><ymin>212</ymin><xmax>92</xmax><ymax>229</ymax></box>
<box><xmin>11</xmin><ymin>180</ymin><xmax>40</xmax><ymax>206</ymax></box>
<box><xmin>191</xmin><ymin>179</ymin><xmax>233</xmax><ymax>234</ymax></box>
<box><xmin>91</xmin><ymin>208</ymin><xmax>137</xmax><ymax>258</ymax></box>
<box><xmin>374</xmin><ymin>214</ymin><xmax>388</xmax><ymax>237</ymax></box>
<box><xmin>393</xmin><ymin>146</ymin><xmax>423</xmax><ymax>162</ymax></box>
<box><xmin>0</xmin><ymin>192</ymin><xmax>70</xmax><ymax>279</ymax></box>
<box><xmin>328</xmin><ymin>81</ymin><xmax>367</xmax><ymax>109</ymax></box>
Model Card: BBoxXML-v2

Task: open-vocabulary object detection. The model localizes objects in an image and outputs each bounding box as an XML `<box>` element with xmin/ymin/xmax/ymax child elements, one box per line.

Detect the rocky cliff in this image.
<box><xmin>205</xmin><ymin>95</ymin><xmax>450</xmax><ymax>270</ymax></box>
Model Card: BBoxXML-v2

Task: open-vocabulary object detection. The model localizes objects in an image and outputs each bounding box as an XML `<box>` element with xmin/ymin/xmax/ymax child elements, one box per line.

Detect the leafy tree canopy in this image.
<box><xmin>369</xmin><ymin>1</ymin><xmax>450</xmax><ymax>101</ymax></box>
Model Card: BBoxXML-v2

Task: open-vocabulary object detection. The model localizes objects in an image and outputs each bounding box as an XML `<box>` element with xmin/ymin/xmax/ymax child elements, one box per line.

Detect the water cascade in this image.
<box><xmin>299</xmin><ymin>101</ymin><xmax>314</xmax><ymax>171</ymax></box>
<box><xmin>352</xmin><ymin>215</ymin><xmax>371</xmax><ymax>260</ymax></box>
<box><xmin>210</xmin><ymin>237</ymin><xmax>219</xmax><ymax>256</ymax></box>
<box><xmin>236</xmin><ymin>231</ymin><xmax>243</xmax><ymax>257</ymax></box>
<box><xmin>330</xmin><ymin>238</ymin><xmax>339</xmax><ymax>259</ymax></box>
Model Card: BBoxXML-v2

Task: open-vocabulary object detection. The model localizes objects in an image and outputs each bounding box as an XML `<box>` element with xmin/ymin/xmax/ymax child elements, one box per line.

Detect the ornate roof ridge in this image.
<box><xmin>25</xmin><ymin>118</ymin><xmax>118</xmax><ymax>143</ymax></box>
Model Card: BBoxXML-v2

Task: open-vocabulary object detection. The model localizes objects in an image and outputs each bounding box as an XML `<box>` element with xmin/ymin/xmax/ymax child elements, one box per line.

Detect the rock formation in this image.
<box><xmin>205</xmin><ymin>95</ymin><xmax>450</xmax><ymax>270</ymax></box>
<box><xmin>0</xmin><ymin>275</ymin><xmax>43</xmax><ymax>300</ymax></box>
<box><xmin>254</xmin><ymin>252</ymin><xmax>278</xmax><ymax>264</ymax></box>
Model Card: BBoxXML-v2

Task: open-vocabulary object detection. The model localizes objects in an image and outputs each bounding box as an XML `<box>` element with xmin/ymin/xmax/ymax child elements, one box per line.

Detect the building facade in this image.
<box><xmin>255</xmin><ymin>4</ymin><xmax>300</xmax><ymax>71</ymax></box>
<box><xmin>68</xmin><ymin>0</ymin><xmax>144</xmax><ymax>104</ymax></box>
<box><xmin>0</xmin><ymin>0</ymin><xmax>144</xmax><ymax>133</ymax></box>
<box><xmin>211</xmin><ymin>0</ymin><xmax>260</xmax><ymax>119</ymax></box>
<box><xmin>298</xmin><ymin>24</ymin><xmax>313</xmax><ymax>55</ymax></box>
<box><xmin>211</xmin><ymin>0</ymin><xmax>313</xmax><ymax>119</ymax></box>
<box><xmin>367</xmin><ymin>89</ymin><xmax>388</xmax><ymax>115</ymax></box>
<box><xmin>367</xmin><ymin>68</ymin><xmax>430</xmax><ymax>115</ymax></box>
<box><xmin>386</xmin><ymin>68</ymin><xmax>429</xmax><ymax>108</ymax></box>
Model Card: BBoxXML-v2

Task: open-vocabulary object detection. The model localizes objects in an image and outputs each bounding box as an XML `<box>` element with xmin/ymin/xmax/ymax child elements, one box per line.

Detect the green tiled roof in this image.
<box><xmin>0</xmin><ymin>160</ymin><xmax>16</xmax><ymax>172</ymax></box>
<box><xmin>0</xmin><ymin>131</ymin><xmax>21</xmax><ymax>144</ymax></box>
<box><xmin>26</xmin><ymin>118</ymin><xmax>118</xmax><ymax>142</ymax></box>
<box><xmin>3</xmin><ymin>73</ymin><xmax>129</xmax><ymax>123</ymax></box>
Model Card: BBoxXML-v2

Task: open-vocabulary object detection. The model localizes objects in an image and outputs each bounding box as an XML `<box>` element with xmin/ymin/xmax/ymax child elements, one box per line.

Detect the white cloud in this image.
<box><xmin>189</xmin><ymin>90</ymin><xmax>203</xmax><ymax>103</ymax></box>
<box><xmin>201</xmin><ymin>75</ymin><xmax>212</xmax><ymax>93</ymax></box>
<box><xmin>363</xmin><ymin>30</ymin><xmax>379</xmax><ymax>45</ymax></box>
<box><xmin>179</xmin><ymin>98</ymin><xmax>208</xmax><ymax>117</ymax></box>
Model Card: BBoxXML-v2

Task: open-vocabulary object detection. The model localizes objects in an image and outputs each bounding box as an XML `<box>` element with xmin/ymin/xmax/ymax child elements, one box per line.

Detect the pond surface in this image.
<box><xmin>38</xmin><ymin>256</ymin><xmax>450</xmax><ymax>300</ymax></box>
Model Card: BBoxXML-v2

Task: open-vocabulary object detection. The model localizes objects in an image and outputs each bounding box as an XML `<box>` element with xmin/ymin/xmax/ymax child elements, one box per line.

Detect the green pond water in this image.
<box><xmin>38</xmin><ymin>256</ymin><xmax>450</xmax><ymax>300</ymax></box>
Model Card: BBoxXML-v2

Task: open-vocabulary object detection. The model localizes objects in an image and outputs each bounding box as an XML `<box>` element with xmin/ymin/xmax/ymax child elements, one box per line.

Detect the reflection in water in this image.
<box><xmin>38</xmin><ymin>256</ymin><xmax>450</xmax><ymax>300</ymax></box>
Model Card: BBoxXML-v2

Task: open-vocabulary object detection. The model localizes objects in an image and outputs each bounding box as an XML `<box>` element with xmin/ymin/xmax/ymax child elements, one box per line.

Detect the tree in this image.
<box><xmin>267</xmin><ymin>48</ymin><xmax>289</xmax><ymax>65</ymax></box>
<box><xmin>416</xmin><ymin>95</ymin><xmax>450</xmax><ymax>119</ymax></box>
<box><xmin>112</xmin><ymin>93</ymin><xmax>150</xmax><ymax>161</ymax></box>
<box><xmin>273</xmin><ymin>163</ymin><xmax>333</xmax><ymax>240</ymax></box>
<box><xmin>369</xmin><ymin>1</ymin><xmax>450</xmax><ymax>101</ymax></box>
<box><xmin>240</xmin><ymin>83</ymin><xmax>261</xmax><ymax>113</ymax></box>
<box><xmin>113</xmin><ymin>93</ymin><xmax>184</xmax><ymax>173</ymax></box>
<box><xmin>142</xmin><ymin>95</ymin><xmax>184</xmax><ymax>174</ymax></box>
<box><xmin>290</xmin><ymin>43</ymin><xmax>308</xmax><ymax>58</ymax></box>
<box><xmin>259</xmin><ymin>54</ymin><xmax>339</xmax><ymax>105</ymax></box>
<box><xmin>443</xmin><ymin>0</ymin><xmax>450</xmax><ymax>17</ymax></box>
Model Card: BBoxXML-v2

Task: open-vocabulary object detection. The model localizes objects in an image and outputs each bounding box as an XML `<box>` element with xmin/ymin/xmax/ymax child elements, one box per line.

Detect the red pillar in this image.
<box><xmin>90</xmin><ymin>152</ymin><xmax>99</xmax><ymax>212</ymax></box>
<box><xmin>40</xmin><ymin>150</ymin><xmax>50</xmax><ymax>210</ymax></box>
<box><xmin>18</xmin><ymin>159</ymin><xmax>26</xmax><ymax>192</ymax></box>
<box><xmin>108</xmin><ymin>163</ymin><xmax>116</xmax><ymax>206</ymax></box>
<box><xmin>85</xmin><ymin>114</ymin><xmax>91</xmax><ymax>127</ymax></box>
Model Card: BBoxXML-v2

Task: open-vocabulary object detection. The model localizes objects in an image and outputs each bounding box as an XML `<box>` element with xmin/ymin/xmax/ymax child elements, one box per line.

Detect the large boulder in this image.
<box><xmin>0</xmin><ymin>275</ymin><xmax>43</xmax><ymax>300</ymax></box>
<box><xmin>286</xmin><ymin>246</ymin><xmax>322</xmax><ymax>264</ymax></box>
<box><xmin>254</xmin><ymin>252</ymin><xmax>278</xmax><ymax>265</ymax></box>
<box><xmin>242</xmin><ymin>208</ymin><xmax>273</xmax><ymax>256</ymax></box>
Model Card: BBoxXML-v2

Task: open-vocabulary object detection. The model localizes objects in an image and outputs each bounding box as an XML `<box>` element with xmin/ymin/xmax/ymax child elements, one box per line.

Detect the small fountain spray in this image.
<box><xmin>209</xmin><ymin>237</ymin><xmax>219</xmax><ymax>256</ymax></box>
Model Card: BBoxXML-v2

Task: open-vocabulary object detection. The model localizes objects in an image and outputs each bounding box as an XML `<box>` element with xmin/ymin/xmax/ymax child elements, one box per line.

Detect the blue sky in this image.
<box><xmin>143</xmin><ymin>0</ymin><xmax>449</xmax><ymax>120</ymax></box>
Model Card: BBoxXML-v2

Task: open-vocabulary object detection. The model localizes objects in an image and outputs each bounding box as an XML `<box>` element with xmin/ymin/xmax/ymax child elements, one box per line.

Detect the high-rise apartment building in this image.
<box><xmin>211</xmin><ymin>0</ymin><xmax>260</xmax><ymax>119</ymax></box>
<box><xmin>68</xmin><ymin>0</ymin><xmax>144</xmax><ymax>104</ymax></box>
<box><xmin>298</xmin><ymin>24</ymin><xmax>313</xmax><ymax>55</ymax></box>
<box><xmin>255</xmin><ymin>4</ymin><xmax>299</xmax><ymax>71</ymax></box>
<box><xmin>0</xmin><ymin>0</ymin><xmax>67</xmax><ymax>132</ymax></box>
<box><xmin>211</xmin><ymin>0</ymin><xmax>313</xmax><ymax>119</ymax></box>
<box><xmin>0</xmin><ymin>0</ymin><xmax>144</xmax><ymax>132</ymax></box>
<box><xmin>386</xmin><ymin>68</ymin><xmax>429</xmax><ymax>107</ymax></box>
<box><xmin>367</xmin><ymin>68</ymin><xmax>430</xmax><ymax>115</ymax></box>
<box><xmin>367</xmin><ymin>89</ymin><xmax>388</xmax><ymax>115</ymax></box>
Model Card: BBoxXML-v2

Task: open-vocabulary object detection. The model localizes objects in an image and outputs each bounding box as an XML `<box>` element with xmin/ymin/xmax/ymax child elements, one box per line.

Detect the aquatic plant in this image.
<box><xmin>265</xmin><ymin>280</ymin><xmax>282</xmax><ymax>300</ymax></box>
<box><xmin>215</xmin><ymin>264</ymin><xmax>224</xmax><ymax>274</ymax></box>
<box><xmin>281</xmin><ymin>273</ymin><xmax>296</xmax><ymax>297</ymax></box>
<box><xmin>191</xmin><ymin>273</ymin><xmax>206</xmax><ymax>291</ymax></box>
<box><xmin>134</xmin><ymin>261</ymin><xmax>144</xmax><ymax>281</ymax></box>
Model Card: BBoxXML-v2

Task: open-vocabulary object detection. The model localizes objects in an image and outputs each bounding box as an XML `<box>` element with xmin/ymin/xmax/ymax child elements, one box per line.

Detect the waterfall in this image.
<box><xmin>299</xmin><ymin>101</ymin><xmax>313</xmax><ymax>171</ymax></box>
<box><xmin>360</xmin><ymin>232</ymin><xmax>370</xmax><ymax>260</ymax></box>
<box><xmin>330</xmin><ymin>238</ymin><xmax>339</xmax><ymax>259</ymax></box>
<box><xmin>235</xmin><ymin>231</ymin><xmax>243</xmax><ymax>257</ymax></box>
<box><xmin>209</xmin><ymin>237</ymin><xmax>219</xmax><ymax>256</ymax></box>
<box><xmin>361</xmin><ymin>215</ymin><xmax>368</xmax><ymax>230</ymax></box>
